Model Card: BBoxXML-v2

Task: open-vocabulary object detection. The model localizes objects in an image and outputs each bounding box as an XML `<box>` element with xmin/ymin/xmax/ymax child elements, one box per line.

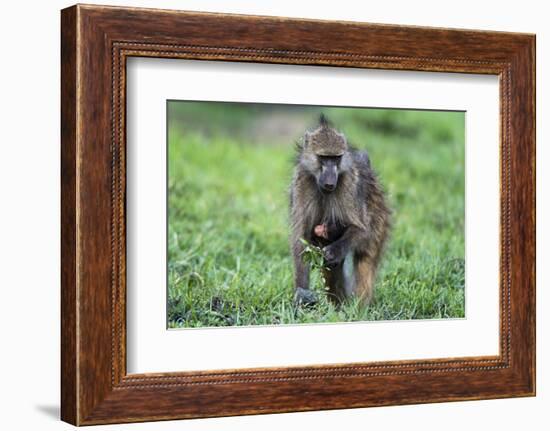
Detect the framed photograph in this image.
<box><xmin>61</xmin><ymin>4</ymin><xmax>536</xmax><ymax>425</ymax></box>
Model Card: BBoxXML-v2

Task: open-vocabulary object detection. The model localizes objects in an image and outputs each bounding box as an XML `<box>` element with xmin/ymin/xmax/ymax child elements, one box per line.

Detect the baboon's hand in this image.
<box><xmin>323</xmin><ymin>242</ymin><xmax>347</xmax><ymax>266</ymax></box>
<box><xmin>294</xmin><ymin>287</ymin><xmax>318</xmax><ymax>307</ymax></box>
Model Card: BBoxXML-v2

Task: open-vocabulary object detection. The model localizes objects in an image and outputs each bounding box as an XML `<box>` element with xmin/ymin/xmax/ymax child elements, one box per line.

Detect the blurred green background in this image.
<box><xmin>167</xmin><ymin>101</ymin><xmax>465</xmax><ymax>328</ymax></box>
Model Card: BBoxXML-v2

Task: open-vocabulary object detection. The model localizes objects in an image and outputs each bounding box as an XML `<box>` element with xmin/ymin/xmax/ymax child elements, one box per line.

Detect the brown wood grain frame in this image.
<box><xmin>61</xmin><ymin>4</ymin><xmax>536</xmax><ymax>426</ymax></box>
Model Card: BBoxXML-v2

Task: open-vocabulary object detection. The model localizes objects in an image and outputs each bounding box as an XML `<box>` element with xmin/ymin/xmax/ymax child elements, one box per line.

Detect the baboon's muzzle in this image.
<box><xmin>319</xmin><ymin>166</ymin><xmax>338</xmax><ymax>193</ymax></box>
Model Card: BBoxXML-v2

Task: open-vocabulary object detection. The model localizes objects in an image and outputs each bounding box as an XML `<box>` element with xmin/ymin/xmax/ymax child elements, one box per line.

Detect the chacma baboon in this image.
<box><xmin>290</xmin><ymin>114</ymin><xmax>391</xmax><ymax>306</ymax></box>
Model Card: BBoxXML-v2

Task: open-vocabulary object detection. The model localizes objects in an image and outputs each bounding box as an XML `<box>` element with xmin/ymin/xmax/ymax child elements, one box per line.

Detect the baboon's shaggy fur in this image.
<box><xmin>290</xmin><ymin>115</ymin><xmax>391</xmax><ymax>305</ymax></box>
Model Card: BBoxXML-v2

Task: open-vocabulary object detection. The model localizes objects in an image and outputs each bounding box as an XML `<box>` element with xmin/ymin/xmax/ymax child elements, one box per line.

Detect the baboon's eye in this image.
<box><xmin>318</xmin><ymin>155</ymin><xmax>342</xmax><ymax>165</ymax></box>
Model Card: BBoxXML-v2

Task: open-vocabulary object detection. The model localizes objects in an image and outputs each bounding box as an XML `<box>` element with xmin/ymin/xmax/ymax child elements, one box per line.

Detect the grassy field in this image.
<box><xmin>167</xmin><ymin>103</ymin><xmax>465</xmax><ymax>328</ymax></box>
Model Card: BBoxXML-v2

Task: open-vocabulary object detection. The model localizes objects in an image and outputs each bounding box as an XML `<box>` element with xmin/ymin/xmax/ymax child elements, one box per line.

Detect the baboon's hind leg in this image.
<box><xmin>353</xmin><ymin>255</ymin><xmax>376</xmax><ymax>305</ymax></box>
<box><xmin>322</xmin><ymin>264</ymin><xmax>346</xmax><ymax>304</ymax></box>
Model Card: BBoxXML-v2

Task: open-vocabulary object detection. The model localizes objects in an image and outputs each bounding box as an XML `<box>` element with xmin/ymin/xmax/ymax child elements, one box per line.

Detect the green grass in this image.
<box><xmin>167</xmin><ymin>103</ymin><xmax>465</xmax><ymax>328</ymax></box>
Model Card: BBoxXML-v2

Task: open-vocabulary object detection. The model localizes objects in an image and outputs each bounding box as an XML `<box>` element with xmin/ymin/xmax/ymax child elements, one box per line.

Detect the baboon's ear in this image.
<box><xmin>303</xmin><ymin>131</ymin><xmax>312</xmax><ymax>147</ymax></box>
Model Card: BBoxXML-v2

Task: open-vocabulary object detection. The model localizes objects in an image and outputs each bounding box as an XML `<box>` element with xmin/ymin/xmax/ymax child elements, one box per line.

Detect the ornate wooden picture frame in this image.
<box><xmin>61</xmin><ymin>4</ymin><xmax>535</xmax><ymax>425</ymax></box>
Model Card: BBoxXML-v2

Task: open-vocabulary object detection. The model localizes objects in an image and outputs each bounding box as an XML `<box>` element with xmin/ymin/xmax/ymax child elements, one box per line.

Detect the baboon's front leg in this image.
<box><xmin>322</xmin><ymin>226</ymin><xmax>368</xmax><ymax>266</ymax></box>
<box><xmin>323</xmin><ymin>226</ymin><xmax>379</xmax><ymax>305</ymax></box>
<box><xmin>293</xmin><ymin>239</ymin><xmax>310</xmax><ymax>289</ymax></box>
<box><xmin>292</xmin><ymin>240</ymin><xmax>317</xmax><ymax>306</ymax></box>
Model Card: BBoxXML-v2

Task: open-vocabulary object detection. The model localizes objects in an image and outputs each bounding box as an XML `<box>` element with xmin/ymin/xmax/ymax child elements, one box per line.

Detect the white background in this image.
<box><xmin>0</xmin><ymin>0</ymin><xmax>547</xmax><ymax>430</ymax></box>
<box><xmin>127</xmin><ymin>59</ymin><xmax>500</xmax><ymax>373</ymax></box>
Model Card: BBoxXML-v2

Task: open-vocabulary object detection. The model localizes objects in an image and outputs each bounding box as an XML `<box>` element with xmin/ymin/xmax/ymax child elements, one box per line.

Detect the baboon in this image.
<box><xmin>290</xmin><ymin>114</ymin><xmax>391</xmax><ymax>306</ymax></box>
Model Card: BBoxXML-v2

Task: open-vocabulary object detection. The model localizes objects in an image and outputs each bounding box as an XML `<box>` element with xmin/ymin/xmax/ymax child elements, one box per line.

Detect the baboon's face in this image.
<box><xmin>300</xmin><ymin>150</ymin><xmax>349</xmax><ymax>194</ymax></box>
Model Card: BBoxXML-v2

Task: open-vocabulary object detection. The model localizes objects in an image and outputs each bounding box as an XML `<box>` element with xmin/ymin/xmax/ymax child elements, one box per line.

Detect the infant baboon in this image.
<box><xmin>290</xmin><ymin>114</ymin><xmax>390</xmax><ymax>306</ymax></box>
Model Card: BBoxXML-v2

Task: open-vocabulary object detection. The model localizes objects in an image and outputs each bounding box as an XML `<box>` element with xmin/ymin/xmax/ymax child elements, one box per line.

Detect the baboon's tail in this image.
<box><xmin>353</xmin><ymin>255</ymin><xmax>376</xmax><ymax>305</ymax></box>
